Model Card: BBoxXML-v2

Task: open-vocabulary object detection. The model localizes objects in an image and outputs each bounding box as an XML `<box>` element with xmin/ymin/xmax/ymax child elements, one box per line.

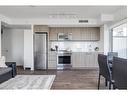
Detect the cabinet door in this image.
<box><xmin>49</xmin><ymin>28</ymin><xmax>58</xmax><ymax>40</ymax></box>
<box><xmin>34</xmin><ymin>25</ymin><xmax>49</xmax><ymax>32</ymax></box>
<box><xmin>94</xmin><ymin>52</ymin><xmax>99</xmax><ymax>67</ymax></box>
<box><xmin>89</xmin><ymin>53</ymin><xmax>96</xmax><ymax>67</ymax></box>
<box><xmin>72</xmin><ymin>52</ymin><xmax>85</xmax><ymax>68</ymax></box>
<box><xmin>88</xmin><ymin>27</ymin><xmax>100</xmax><ymax>41</ymax></box>
<box><xmin>48</xmin><ymin>61</ymin><xmax>57</xmax><ymax>69</ymax></box>
<box><xmin>85</xmin><ymin>27</ymin><xmax>92</xmax><ymax>40</ymax></box>
<box><xmin>63</xmin><ymin>27</ymin><xmax>71</xmax><ymax>34</ymax></box>
<box><xmin>85</xmin><ymin>52</ymin><xmax>91</xmax><ymax>67</ymax></box>
<box><xmin>85</xmin><ymin>52</ymin><xmax>99</xmax><ymax>67</ymax></box>
<box><xmin>48</xmin><ymin>52</ymin><xmax>57</xmax><ymax>69</ymax></box>
<box><xmin>81</xmin><ymin>28</ymin><xmax>89</xmax><ymax>40</ymax></box>
<box><xmin>91</xmin><ymin>28</ymin><xmax>96</xmax><ymax>40</ymax></box>
<box><xmin>81</xmin><ymin>52</ymin><xmax>86</xmax><ymax>67</ymax></box>
<box><xmin>78</xmin><ymin>53</ymin><xmax>84</xmax><ymax>67</ymax></box>
<box><xmin>72</xmin><ymin>28</ymin><xmax>81</xmax><ymax>40</ymax></box>
<box><xmin>71</xmin><ymin>29</ymin><xmax>76</xmax><ymax>40</ymax></box>
<box><xmin>94</xmin><ymin>28</ymin><xmax>100</xmax><ymax>40</ymax></box>
<box><xmin>71</xmin><ymin>53</ymin><xmax>76</xmax><ymax>67</ymax></box>
<box><xmin>48</xmin><ymin>54</ymin><xmax>57</xmax><ymax>61</ymax></box>
<box><xmin>56</xmin><ymin>27</ymin><xmax>64</xmax><ymax>33</ymax></box>
<box><xmin>85</xmin><ymin>52</ymin><xmax>95</xmax><ymax>67</ymax></box>
<box><xmin>72</xmin><ymin>53</ymin><xmax>81</xmax><ymax>67</ymax></box>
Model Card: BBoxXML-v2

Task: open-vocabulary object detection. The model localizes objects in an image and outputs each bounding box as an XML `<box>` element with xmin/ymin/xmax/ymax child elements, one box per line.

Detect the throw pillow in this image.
<box><xmin>0</xmin><ymin>56</ymin><xmax>7</xmax><ymax>67</ymax></box>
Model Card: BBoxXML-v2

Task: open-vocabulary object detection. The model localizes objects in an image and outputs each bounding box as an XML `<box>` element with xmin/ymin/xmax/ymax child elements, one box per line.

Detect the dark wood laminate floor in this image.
<box><xmin>17</xmin><ymin>67</ymin><xmax>106</xmax><ymax>89</ymax></box>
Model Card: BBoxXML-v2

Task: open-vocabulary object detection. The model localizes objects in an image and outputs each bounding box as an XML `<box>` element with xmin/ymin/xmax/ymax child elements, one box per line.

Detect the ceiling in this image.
<box><xmin>0</xmin><ymin>6</ymin><xmax>123</xmax><ymax>19</ymax></box>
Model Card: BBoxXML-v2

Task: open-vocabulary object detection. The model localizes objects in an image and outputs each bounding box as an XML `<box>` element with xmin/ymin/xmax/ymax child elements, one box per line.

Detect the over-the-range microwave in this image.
<box><xmin>58</xmin><ymin>33</ymin><xmax>72</xmax><ymax>40</ymax></box>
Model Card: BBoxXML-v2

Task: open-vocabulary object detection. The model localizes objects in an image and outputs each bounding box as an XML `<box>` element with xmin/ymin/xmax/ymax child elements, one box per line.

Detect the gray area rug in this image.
<box><xmin>0</xmin><ymin>75</ymin><xmax>55</xmax><ymax>89</ymax></box>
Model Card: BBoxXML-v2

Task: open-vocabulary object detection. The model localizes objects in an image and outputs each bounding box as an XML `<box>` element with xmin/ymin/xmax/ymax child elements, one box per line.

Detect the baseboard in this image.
<box><xmin>71</xmin><ymin>67</ymin><xmax>99</xmax><ymax>70</ymax></box>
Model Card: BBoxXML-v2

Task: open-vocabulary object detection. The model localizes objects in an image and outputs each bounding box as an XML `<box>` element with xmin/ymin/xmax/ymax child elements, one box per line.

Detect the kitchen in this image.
<box><xmin>1</xmin><ymin>6</ymin><xmax>114</xmax><ymax>71</ymax></box>
<box><xmin>1</xmin><ymin>6</ymin><xmax>127</xmax><ymax>90</ymax></box>
<box><xmin>33</xmin><ymin>25</ymin><xmax>104</xmax><ymax>70</ymax></box>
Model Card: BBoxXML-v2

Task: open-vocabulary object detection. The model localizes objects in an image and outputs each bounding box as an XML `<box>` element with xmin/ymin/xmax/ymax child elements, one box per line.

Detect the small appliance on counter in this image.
<box><xmin>55</xmin><ymin>45</ymin><xmax>58</xmax><ymax>51</ymax></box>
<box><xmin>94</xmin><ymin>47</ymin><xmax>99</xmax><ymax>51</ymax></box>
<box><xmin>50</xmin><ymin>48</ymin><xmax>56</xmax><ymax>51</ymax></box>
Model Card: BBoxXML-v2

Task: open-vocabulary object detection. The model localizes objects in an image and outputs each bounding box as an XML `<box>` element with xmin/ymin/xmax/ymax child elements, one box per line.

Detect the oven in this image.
<box><xmin>57</xmin><ymin>53</ymin><xmax>72</xmax><ymax>69</ymax></box>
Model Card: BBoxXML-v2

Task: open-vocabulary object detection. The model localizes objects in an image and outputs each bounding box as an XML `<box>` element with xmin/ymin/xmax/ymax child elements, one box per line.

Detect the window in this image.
<box><xmin>112</xmin><ymin>23</ymin><xmax>127</xmax><ymax>59</ymax></box>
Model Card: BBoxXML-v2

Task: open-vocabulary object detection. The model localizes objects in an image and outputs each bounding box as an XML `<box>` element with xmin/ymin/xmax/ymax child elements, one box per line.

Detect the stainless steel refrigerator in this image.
<box><xmin>34</xmin><ymin>32</ymin><xmax>48</xmax><ymax>70</ymax></box>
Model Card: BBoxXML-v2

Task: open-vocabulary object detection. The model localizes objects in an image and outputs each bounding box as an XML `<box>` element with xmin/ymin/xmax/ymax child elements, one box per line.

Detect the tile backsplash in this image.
<box><xmin>49</xmin><ymin>41</ymin><xmax>100</xmax><ymax>52</ymax></box>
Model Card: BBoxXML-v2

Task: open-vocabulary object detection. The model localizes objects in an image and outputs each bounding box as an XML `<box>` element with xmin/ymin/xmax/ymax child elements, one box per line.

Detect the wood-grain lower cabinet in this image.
<box><xmin>72</xmin><ymin>52</ymin><xmax>102</xmax><ymax>68</ymax></box>
<box><xmin>48</xmin><ymin>51</ymin><xmax>57</xmax><ymax>69</ymax></box>
<box><xmin>72</xmin><ymin>52</ymin><xmax>84</xmax><ymax>68</ymax></box>
<box><xmin>86</xmin><ymin>52</ymin><xmax>96</xmax><ymax>67</ymax></box>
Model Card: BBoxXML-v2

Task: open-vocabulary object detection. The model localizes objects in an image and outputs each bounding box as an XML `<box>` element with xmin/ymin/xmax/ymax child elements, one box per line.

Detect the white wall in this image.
<box><xmin>96</xmin><ymin>24</ymin><xmax>110</xmax><ymax>54</ymax></box>
<box><xmin>103</xmin><ymin>24</ymin><xmax>110</xmax><ymax>54</ymax></box>
<box><xmin>1</xmin><ymin>28</ymin><xmax>24</xmax><ymax>66</ymax></box>
<box><xmin>98</xmin><ymin>26</ymin><xmax>104</xmax><ymax>52</ymax></box>
<box><xmin>0</xmin><ymin>14</ymin><xmax>11</xmax><ymax>24</ymax></box>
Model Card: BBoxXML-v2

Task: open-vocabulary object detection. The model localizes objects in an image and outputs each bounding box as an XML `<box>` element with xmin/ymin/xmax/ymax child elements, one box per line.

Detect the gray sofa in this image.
<box><xmin>0</xmin><ymin>62</ymin><xmax>16</xmax><ymax>83</ymax></box>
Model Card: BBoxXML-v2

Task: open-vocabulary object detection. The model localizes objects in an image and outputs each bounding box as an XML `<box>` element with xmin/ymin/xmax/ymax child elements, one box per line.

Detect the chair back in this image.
<box><xmin>98</xmin><ymin>54</ymin><xmax>112</xmax><ymax>81</ymax></box>
<box><xmin>113</xmin><ymin>57</ymin><xmax>127</xmax><ymax>89</ymax></box>
<box><xmin>107</xmin><ymin>52</ymin><xmax>118</xmax><ymax>63</ymax></box>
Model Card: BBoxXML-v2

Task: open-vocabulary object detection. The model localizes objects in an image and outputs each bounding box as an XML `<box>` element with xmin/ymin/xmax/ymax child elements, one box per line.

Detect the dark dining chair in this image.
<box><xmin>105</xmin><ymin>52</ymin><xmax>118</xmax><ymax>86</ymax></box>
<box><xmin>107</xmin><ymin>52</ymin><xmax>118</xmax><ymax>64</ymax></box>
<box><xmin>98</xmin><ymin>54</ymin><xmax>113</xmax><ymax>89</ymax></box>
<box><xmin>113</xmin><ymin>57</ymin><xmax>127</xmax><ymax>89</ymax></box>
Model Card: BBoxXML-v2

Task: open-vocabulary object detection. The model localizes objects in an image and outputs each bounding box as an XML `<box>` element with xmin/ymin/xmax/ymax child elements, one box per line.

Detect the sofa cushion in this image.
<box><xmin>0</xmin><ymin>67</ymin><xmax>12</xmax><ymax>75</ymax></box>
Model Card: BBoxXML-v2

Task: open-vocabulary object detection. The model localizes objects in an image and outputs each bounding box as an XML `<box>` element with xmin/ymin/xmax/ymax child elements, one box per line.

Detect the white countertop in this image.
<box><xmin>49</xmin><ymin>51</ymin><xmax>104</xmax><ymax>53</ymax></box>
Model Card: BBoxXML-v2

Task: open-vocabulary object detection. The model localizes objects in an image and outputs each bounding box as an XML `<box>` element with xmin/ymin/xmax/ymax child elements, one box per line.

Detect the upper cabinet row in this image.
<box><xmin>33</xmin><ymin>26</ymin><xmax>100</xmax><ymax>41</ymax></box>
<box><xmin>49</xmin><ymin>27</ymin><xmax>100</xmax><ymax>41</ymax></box>
<box><xmin>33</xmin><ymin>25</ymin><xmax>49</xmax><ymax>32</ymax></box>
